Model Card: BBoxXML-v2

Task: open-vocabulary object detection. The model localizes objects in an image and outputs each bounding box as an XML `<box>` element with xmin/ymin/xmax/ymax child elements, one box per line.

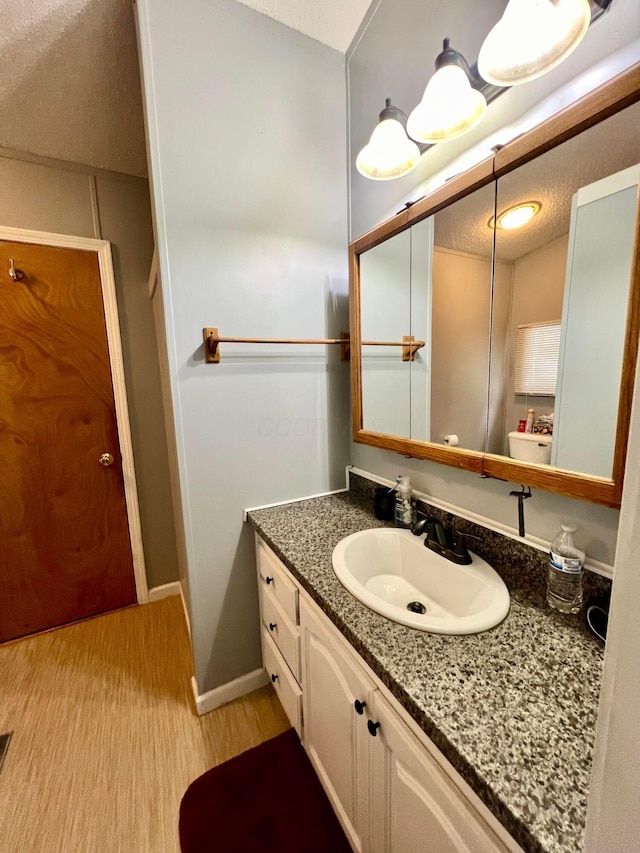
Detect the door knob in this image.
<box><xmin>99</xmin><ymin>453</ymin><xmax>115</xmax><ymax>467</ymax></box>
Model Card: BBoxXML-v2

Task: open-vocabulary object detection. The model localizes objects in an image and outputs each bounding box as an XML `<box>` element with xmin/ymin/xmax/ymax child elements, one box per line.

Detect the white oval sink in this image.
<box><xmin>332</xmin><ymin>528</ymin><xmax>510</xmax><ymax>634</ymax></box>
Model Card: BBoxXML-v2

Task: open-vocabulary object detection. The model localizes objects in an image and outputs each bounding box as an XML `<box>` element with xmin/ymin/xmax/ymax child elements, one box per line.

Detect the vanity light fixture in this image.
<box><xmin>407</xmin><ymin>39</ymin><xmax>487</xmax><ymax>144</ymax></box>
<box><xmin>356</xmin><ymin>99</ymin><xmax>420</xmax><ymax>181</ymax></box>
<box><xmin>356</xmin><ymin>1</ymin><xmax>614</xmax><ymax>181</ymax></box>
<box><xmin>489</xmin><ymin>201</ymin><xmax>542</xmax><ymax>230</ymax></box>
<box><xmin>477</xmin><ymin>0</ymin><xmax>591</xmax><ymax>86</ymax></box>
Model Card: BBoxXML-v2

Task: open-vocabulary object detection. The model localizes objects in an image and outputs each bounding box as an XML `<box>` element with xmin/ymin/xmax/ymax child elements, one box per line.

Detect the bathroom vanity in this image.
<box><xmin>249</xmin><ymin>482</ymin><xmax>604</xmax><ymax>853</ymax></box>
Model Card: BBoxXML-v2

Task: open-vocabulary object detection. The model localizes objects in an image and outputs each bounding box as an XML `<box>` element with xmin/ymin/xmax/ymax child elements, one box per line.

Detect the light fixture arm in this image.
<box><xmin>378</xmin><ymin>98</ymin><xmax>409</xmax><ymax>127</ymax></box>
<box><xmin>379</xmin><ymin>98</ymin><xmax>429</xmax><ymax>153</ymax></box>
<box><xmin>435</xmin><ymin>38</ymin><xmax>473</xmax><ymax>79</ymax></box>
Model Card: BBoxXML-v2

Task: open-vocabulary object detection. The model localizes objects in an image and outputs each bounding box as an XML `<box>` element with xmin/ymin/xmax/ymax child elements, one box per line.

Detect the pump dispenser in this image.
<box><xmin>395</xmin><ymin>476</ymin><xmax>414</xmax><ymax>529</ymax></box>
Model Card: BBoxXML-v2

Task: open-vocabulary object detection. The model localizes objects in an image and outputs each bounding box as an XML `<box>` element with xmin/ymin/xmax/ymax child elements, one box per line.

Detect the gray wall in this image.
<box><xmin>347</xmin><ymin>2</ymin><xmax>640</xmax><ymax>565</ymax></box>
<box><xmin>136</xmin><ymin>0</ymin><xmax>349</xmax><ymax>694</ymax></box>
<box><xmin>0</xmin><ymin>151</ymin><xmax>179</xmax><ymax>588</ymax></box>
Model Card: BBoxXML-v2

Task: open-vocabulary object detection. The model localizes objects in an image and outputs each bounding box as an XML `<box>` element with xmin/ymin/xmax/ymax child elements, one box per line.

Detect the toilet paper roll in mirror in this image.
<box><xmin>443</xmin><ymin>434</ymin><xmax>459</xmax><ymax>446</ymax></box>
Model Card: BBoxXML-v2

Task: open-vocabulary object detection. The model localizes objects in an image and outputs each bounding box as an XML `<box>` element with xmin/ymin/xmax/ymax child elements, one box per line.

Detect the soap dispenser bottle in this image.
<box><xmin>395</xmin><ymin>476</ymin><xmax>414</xmax><ymax>529</ymax></box>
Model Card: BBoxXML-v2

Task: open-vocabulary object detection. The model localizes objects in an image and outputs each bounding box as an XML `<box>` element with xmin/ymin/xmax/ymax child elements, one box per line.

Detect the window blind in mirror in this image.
<box><xmin>514</xmin><ymin>321</ymin><xmax>561</xmax><ymax>396</ymax></box>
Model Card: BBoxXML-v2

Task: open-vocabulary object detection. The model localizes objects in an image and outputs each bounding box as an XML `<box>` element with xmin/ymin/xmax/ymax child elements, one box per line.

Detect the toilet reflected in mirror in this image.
<box><xmin>507</xmin><ymin>431</ymin><xmax>552</xmax><ymax>465</ymax></box>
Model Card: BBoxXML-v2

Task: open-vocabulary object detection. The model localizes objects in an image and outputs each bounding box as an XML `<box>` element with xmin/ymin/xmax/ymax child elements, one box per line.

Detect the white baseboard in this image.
<box><xmin>191</xmin><ymin>668</ymin><xmax>269</xmax><ymax>716</ymax></box>
<box><xmin>148</xmin><ymin>581</ymin><xmax>182</xmax><ymax>602</ymax></box>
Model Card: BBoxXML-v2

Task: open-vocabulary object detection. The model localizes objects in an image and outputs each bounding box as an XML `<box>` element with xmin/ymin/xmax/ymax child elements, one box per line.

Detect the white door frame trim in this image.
<box><xmin>0</xmin><ymin>225</ymin><xmax>148</xmax><ymax>604</ymax></box>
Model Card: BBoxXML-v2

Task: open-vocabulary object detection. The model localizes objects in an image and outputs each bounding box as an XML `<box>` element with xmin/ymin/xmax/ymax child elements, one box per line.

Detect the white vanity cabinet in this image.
<box><xmin>368</xmin><ymin>690</ymin><xmax>511</xmax><ymax>853</ymax></box>
<box><xmin>300</xmin><ymin>597</ymin><xmax>375</xmax><ymax>853</ymax></box>
<box><xmin>256</xmin><ymin>537</ymin><xmax>302</xmax><ymax>736</ymax></box>
<box><xmin>255</xmin><ymin>535</ymin><xmax>520</xmax><ymax>853</ymax></box>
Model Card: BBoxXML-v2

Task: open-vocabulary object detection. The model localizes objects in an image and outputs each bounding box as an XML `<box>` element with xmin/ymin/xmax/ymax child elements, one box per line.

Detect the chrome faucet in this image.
<box><xmin>412</xmin><ymin>513</ymin><xmax>481</xmax><ymax>566</ymax></box>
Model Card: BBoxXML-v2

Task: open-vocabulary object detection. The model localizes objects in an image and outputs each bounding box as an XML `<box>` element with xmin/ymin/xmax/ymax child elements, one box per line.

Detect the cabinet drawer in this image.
<box><xmin>262</xmin><ymin>627</ymin><xmax>302</xmax><ymax>737</ymax></box>
<box><xmin>260</xmin><ymin>585</ymin><xmax>301</xmax><ymax>683</ymax></box>
<box><xmin>256</xmin><ymin>537</ymin><xmax>299</xmax><ymax>625</ymax></box>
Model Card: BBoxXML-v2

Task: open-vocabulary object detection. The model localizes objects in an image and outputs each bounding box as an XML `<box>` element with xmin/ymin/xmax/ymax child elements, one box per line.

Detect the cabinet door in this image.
<box><xmin>300</xmin><ymin>599</ymin><xmax>374</xmax><ymax>853</ymax></box>
<box><xmin>370</xmin><ymin>692</ymin><xmax>508</xmax><ymax>853</ymax></box>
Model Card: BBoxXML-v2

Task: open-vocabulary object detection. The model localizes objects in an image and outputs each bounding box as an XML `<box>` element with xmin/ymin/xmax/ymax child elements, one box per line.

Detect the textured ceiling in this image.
<box><xmin>434</xmin><ymin>101</ymin><xmax>640</xmax><ymax>262</ymax></box>
<box><xmin>232</xmin><ymin>0</ymin><xmax>373</xmax><ymax>52</ymax></box>
<box><xmin>0</xmin><ymin>0</ymin><xmax>372</xmax><ymax>177</ymax></box>
<box><xmin>0</xmin><ymin>0</ymin><xmax>148</xmax><ymax>177</ymax></box>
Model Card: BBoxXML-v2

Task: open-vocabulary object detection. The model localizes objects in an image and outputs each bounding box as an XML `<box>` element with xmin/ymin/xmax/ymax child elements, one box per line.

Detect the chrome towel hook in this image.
<box><xmin>8</xmin><ymin>259</ymin><xmax>24</xmax><ymax>281</ymax></box>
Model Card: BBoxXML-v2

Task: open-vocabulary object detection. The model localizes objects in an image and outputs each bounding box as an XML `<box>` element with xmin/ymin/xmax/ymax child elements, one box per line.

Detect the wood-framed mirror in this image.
<box><xmin>349</xmin><ymin>63</ymin><xmax>640</xmax><ymax>508</ymax></box>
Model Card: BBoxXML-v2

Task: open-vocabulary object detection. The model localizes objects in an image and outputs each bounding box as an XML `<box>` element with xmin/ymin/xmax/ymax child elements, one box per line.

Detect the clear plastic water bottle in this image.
<box><xmin>547</xmin><ymin>524</ymin><xmax>585</xmax><ymax>614</ymax></box>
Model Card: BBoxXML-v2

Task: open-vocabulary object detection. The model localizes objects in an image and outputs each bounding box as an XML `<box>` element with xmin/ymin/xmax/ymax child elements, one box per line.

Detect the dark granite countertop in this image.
<box><xmin>248</xmin><ymin>485</ymin><xmax>605</xmax><ymax>853</ymax></box>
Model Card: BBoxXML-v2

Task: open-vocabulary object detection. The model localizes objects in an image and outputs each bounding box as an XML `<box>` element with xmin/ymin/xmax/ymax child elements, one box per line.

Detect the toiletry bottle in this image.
<box><xmin>547</xmin><ymin>524</ymin><xmax>585</xmax><ymax>614</ymax></box>
<box><xmin>525</xmin><ymin>408</ymin><xmax>535</xmax><ymax>433</ymax></box>
<box><xmin>394</xmin><ymin>476</ymin><xmax>414</xmax><ymax>529</ymax></box>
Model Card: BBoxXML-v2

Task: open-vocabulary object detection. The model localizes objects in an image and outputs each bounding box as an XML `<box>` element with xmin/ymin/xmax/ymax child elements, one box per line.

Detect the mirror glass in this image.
<box><xmin>488</xmin><ymin>101</ymin><xmax>640</xmax><ymax>478</ymax></box>
<box><xmin>359</xmin><ymin>183</ymin><xmax>495</xmax><ymax>449</ymax></box>
<box><xmin>360</xmin><ymin>228</ymin><xmax>413</xmax><ymax>437</ymax></box>
<box><xmin>430</xmin><ymin>183</ymin><xmax>496</xmax><ymax>452</ymax></box>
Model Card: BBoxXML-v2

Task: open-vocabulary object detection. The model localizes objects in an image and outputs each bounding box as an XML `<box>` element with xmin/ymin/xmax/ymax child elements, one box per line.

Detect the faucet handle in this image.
<box><xmin>452</xmin><ymin>517</ymin><xmax>482</xmax><ymax>541</ymax></box>
<box><xmin>451</xmin><ymin>523</ymin><xmax>481</xmax><ymax>563</ymax></box>
<box><xmin>425</xmin><ymin>518</ymin><xmax>449</xmax><ymax>548</ymax></box>
<box><xmin>452</xmin><ymin>533</ymin><xmax>471</xmax><ymax>561</ymax></box>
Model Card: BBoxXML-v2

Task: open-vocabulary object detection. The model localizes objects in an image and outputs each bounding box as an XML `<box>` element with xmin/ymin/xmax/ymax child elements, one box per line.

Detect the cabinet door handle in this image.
<box><xmin>265</xmin><ymin>576</ymin><xmax>273</xmax><ymax>585</ymax></box>
<box><xmin>269</xmin><ymin>622</ymin><xmax>277</xmax><ymax>632</ymax></box>
<box><xmin>354</xmin><ymin>699</ymin><xmax>367</xmax><ymax>715</ymax></box>
<box><xmin>367</xmin><ymin>720</ymin><xmax>381</xmax><ymax>737</ymax></box>
<box><xmin>271</xmin><ymin>673</ymin><xmax>279</xmax><ymax>683</ymax></box>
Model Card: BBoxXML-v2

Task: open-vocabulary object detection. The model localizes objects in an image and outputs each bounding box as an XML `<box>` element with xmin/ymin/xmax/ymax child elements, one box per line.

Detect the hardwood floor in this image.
<box><xmin>0</xmin><ymin>596</ymin><xmax>290</xmax><ymax>853</ymax></box>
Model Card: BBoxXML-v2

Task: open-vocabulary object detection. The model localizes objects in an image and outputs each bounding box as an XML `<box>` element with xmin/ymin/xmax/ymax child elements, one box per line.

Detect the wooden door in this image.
<box><xmin>300</xmin><ymin>599</ymin><xmax>374</xmax><ymax>853</ymax></box>
<box><xmin>0</xmin><ymin>240</ymin><xmax>137</xmax><ymax>642</ymax></box>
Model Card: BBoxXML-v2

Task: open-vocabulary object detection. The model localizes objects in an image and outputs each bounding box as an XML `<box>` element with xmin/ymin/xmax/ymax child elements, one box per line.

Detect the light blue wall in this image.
<box><xmin>347</xmin><ymin>1</ymin><xmax>640</xmax><ymax>564</ymax></box>
<box><xmin>136</xmin><ymin>0</ymin><xmax>349</xmax><ymax>693</ymax></box>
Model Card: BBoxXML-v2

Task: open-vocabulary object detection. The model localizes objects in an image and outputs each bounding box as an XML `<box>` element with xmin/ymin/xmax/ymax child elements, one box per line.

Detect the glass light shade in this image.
<box><xmin>489</xmin><ymin>202</ymin><xmax>541</xmax><ymax>230</ymax></box>
<box><xmin>407</xmin><ymin>65</ymin><xmax>487</xmax><ymax>144</ymax></box>
<box><xmin>478</xmin><ymin>0</ymin><xmax>591</xmax><ymax>86</ymax></box>
<box><xmin>356</xmin><ymin>119</ymin><xmax>420</xmax><ymax>181</ymax></box>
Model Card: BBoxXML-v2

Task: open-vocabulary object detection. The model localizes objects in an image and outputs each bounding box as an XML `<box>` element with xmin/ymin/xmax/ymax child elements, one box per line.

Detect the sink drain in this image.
<box><xmin>407</xmin><ymin>600</ymin><xmax>427</xmax><ymax>614</ymax></box>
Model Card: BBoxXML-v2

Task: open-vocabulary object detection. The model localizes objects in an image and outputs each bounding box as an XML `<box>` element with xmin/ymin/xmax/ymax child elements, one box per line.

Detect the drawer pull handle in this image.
<box><xmin>367</xmin><ymin>720</ymin><xmax>381</xmax><ymax>737</ymax></box>
<box><xmin>271</xmin><ymin>673</ymin><xmax>279</xmax><ymax>683</ymax></box>
<box><xmin>354</xmin><ymin>699</ymin><xmax>367</xmax><ymax>715</ymax></box>
<box><xmin>269</xmin><ymin>622</ymin><xmax>277</xmax><ymax>632</ymax></box>
<box><xmin>265</xmin><ymin>576</ymin><xmax>273</xmax><ymax>585</ymax></box>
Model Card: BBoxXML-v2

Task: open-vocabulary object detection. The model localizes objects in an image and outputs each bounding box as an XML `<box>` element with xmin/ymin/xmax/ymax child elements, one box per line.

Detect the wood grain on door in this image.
<box><xmin>0</xmin><ymin>240</ymin><xmax>137</xmax><ymax>642</ymax></box>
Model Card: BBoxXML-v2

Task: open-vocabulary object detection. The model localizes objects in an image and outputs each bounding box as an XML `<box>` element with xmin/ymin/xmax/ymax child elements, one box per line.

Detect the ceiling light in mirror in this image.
<box><xmin>489</xmin><ymin>201</ymin><xmax>542</xmax><ymax>230</ymax></box>
<box><xmin>356</xmin><ymin>99</ymin><xmax>420</xmax><ymax>181</ymax></box>
<box><xmin>407</xmin><ymin>39</ymin><xmax>487</xmax><ymax>144</ymax></box>
<box><xmin>478</xmin><ymin>0</ymin><xmax>591</xmax><ymax>86</ymax></box>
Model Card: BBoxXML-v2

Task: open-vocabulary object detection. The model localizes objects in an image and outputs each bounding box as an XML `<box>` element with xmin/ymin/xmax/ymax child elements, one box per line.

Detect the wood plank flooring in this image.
<box><xmin>0</xmin><ymin>596</ymin><xmax>290</xmax><ymax>853</ymax></box>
